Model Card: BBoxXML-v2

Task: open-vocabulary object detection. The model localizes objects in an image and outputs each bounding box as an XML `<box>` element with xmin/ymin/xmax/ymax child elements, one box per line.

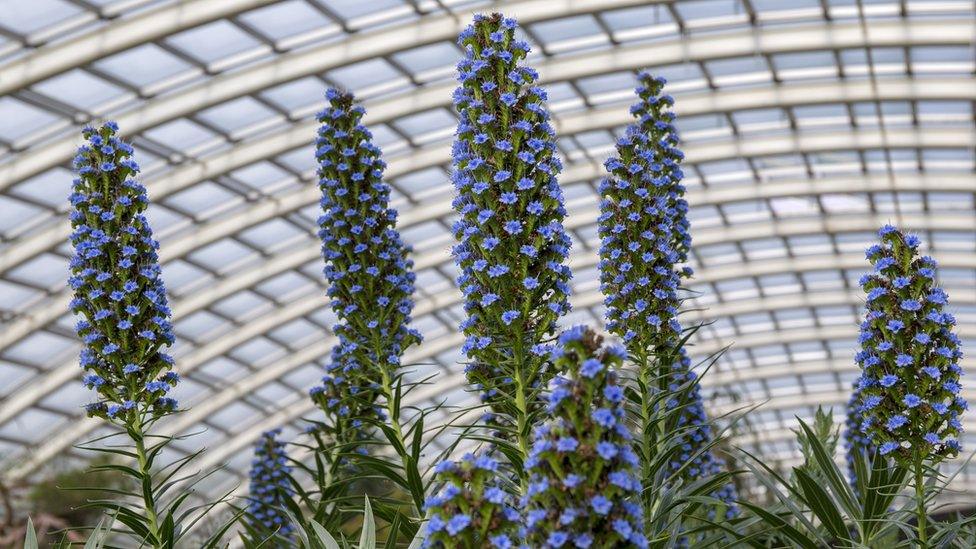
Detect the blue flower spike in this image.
<box><xmin>523</xmin><ymin>327</ymin><xmax>648</xmax><ymax>548</ymax></box>
<box><xmin>69</xmin><ymin>122</ymin><xmax>178</xmax><ymax>421</ymax></box>
<box><xmin>245</xmin><ymin>429</ymin><xmax>295</xmax><ymax>544</ymax></box>
<box><xmin>597</xmin><ymin>71</ymin><xmax>737</xmax><ymax>519</ymax></box>
<box><xmin>451</xmin><ymin>12</ymin><xmax>573</xmax><ymax>465</ymax></box>
<box><xmin>308</xmin><ymin>88</ymin><xmax>422</xmax><ymax>449</ymax></box>
<box><xmin>599</xmin><ymin>72</ymin><xmax>691</xmax><ymax>358</ymax></box>
<box><xmin>853</xmin><ymin>225</ymin><xmax>965</xmax><ymax>464</ymax></box>
<box><xmin>422</xmin><ymin>452</ymin><xmax>521</xmax><ymax>548</ymax></box>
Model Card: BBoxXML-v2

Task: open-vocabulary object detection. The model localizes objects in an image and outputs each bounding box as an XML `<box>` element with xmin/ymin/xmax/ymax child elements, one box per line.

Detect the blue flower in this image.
<box><xmin>590</xmin><ymin>495</ymin><xmax>612</xmax><ymax>515</ymax></box>
<box><xmin>592</xmin><ymin>408</ymin><xmax>616</xmax><ymax>428</ymax></box>
<box><xmin>852</xmin><ymin>227</ymin><xmax>965</xmax><ymax>465</ymax></box>
<box><xmin>309</xmin><ymin>89</ymin><xmax>422</xmax><ymax>459</ymax></box>
<box><xmin>244</xmin><ymin>429</ymin><xmax>294</xmax><ymax>540</ymax></box>
<box><xmin>450</xmin><ymin>13</ymin><xmax>573</xmax><ymax>444</ymax></box>
<box><xmin>524</xmin><ymin>328</ymin><xmax>647</xmax><ymax>546</ymax></box>
<box><xmin>887</xmin><ymin>415</ymin><xmax>908</xmax><ymax>431</ymax></box>
<box><xmin>580</xmin><ymin>358</ymin><xmax>603</xmax><ymax>378</ymax></box>
<box><xmin>69</xmin><ymin>122</ymin><xmax>177</xmax><ymax>421</ymax></box>
<box><xmin>446</xmin><ymin>515</ymin><xmax>471</xmax><ymax>535</ymax></box>
<box><xmin>879</xmin><ymin>441</ymin><xmax>900</xmax><ymax>455</ymax></box>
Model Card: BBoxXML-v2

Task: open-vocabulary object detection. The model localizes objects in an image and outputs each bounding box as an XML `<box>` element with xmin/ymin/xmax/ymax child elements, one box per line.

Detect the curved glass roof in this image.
<box><xmin>1</xmin><ymin>0</ymin><xmax>975</xmax><ymax>509</ymax></box>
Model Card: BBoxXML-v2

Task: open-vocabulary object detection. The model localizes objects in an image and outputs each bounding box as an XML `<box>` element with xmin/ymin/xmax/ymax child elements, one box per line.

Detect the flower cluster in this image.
<box><xmin>450</xmin><ymin>13</ymin><xmax>573</xmax><ymax>411</ymax></box>
<box><xmin>843</xmin><ymin>381</ymin><xmax>874</xmax><ymax>485</ymax></box>
<box><xmin>68</xmin><ymin>122</ymin><xmax>178</xmax><ymax>421</ymax></box>
<box><xmin>523</xmin><ymin>326</ymin><xmax>647</xmax><ymax>548</ymax></box>
<box><xmin>308</xmin><ymin>89</ymin><xmax>421</xmax><ymax>448</ymax></box>
<box><xmin>852</xmin><ymin>225</ymin><xmax>965</xmax><ymax>464</ymax></box>
<box><xmin>598</xmin><ymin>72</ymin><xmax>688</xmax><ymax>357</ymax></box>
<box><xmin>246</xmin><ymin>429</ymin><xmax>295</xmax><ymax>543</ymax></box>
<box><xmin>668</xmin><ymin>351</ymin><xmax>738</xmax><ymax>518</ymax></box>
<box><xmin>423</xmin><ymin>452</ymin><xmax>521</xmax><ymax>548</ymax></box>
<box><xmin>598</xmin><ymin>73</ymin><xmax>736</xmax><ymax>514</ymax></box>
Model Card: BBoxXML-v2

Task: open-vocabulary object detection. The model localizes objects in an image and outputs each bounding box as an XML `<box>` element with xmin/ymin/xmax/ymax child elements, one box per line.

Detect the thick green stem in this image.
<box><xmin>511</xmin><ymin>343</ymin><xmax>532</xmax><ymax>497</ymax></box>
<box><xmin>914</xmin><ymin>455</ymin><xmax>927</xmax><ymax>547</ymax></box>
<box><xmin>637</xmin><ymin>353</ymin><xmax>654</xmax><ymax>495</ymax></box>
<box><xmin>132</xmin><ymin>420</ymin><xmax>162</xmax><ymax>547</ymax></box>
<box><xmin>379</xmin><ymin>366</ymin><xmax>423</xmax><ymax>515</ymax></box>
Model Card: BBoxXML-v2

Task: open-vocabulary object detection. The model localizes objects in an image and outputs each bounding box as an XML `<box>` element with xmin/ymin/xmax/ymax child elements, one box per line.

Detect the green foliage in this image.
<box><xmin>282</xmin><ymin>497</ymin><xmax>425</xmax><ymax>549</ymax></box>
<box><xmin>26</xmin><ymin>458</ymin><xmax>126</xmax><ymax>533</ymax></box>
<box><xmin>75</xmin><ymin>428</ymin><xmax>240</xmax><ymax>548</ymax></box>
<box><xmin>735</xmin><ymin>412</ymin><xmax>976</xmax><ymax>548</ymax></box>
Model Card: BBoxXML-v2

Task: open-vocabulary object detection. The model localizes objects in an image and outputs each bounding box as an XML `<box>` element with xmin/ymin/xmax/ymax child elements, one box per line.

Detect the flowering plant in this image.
<box><xmin>303</xmin><ymin>88</ymin><xmax>431</xmax><ymax>534</ymax></box>
<box><xmin>597</xmin><ymin>72</ymin><xmax>736</xmax><ymax>535</ymax></box>
<box><xmin>522</xmin><ymin>326</ymin><xmax>647</xmax><ymax>548</ymax></box>
<box><xmin>69</xmin><ymin>122</ymin><xmax>177</xmax><ymax>423</ymax></box>
<box><xmin>241</xmin><ymin>429</ymin><xmax>295</xmax><ymax>547</ymax></box>
<box><xmin>68</xmin><ymin>122</ymin><xmax>230</xmax><ymax>547</ymax></box>
<box><xmin>852</xmin><ymin>225</ymin><xmax>965</xmax><ymax>542</ymax></box>
<box><xmin>450</xmin><ymin>13</ymin><xmax>573</xmax><ymax>477</ymax></box>
<box><xmin>422</xmin><ymin>452</ymin><xmax>521</xmax><ymax>548</ymax></box>
<box><xmin>740</xmin><ymin>228</ymin><xmax>967</xmax><ymax>547</ymax></box>
<box><xmin>853</xmin><ymin>225</ymin><xmax>964</xmax><ymax>463</ymax></box>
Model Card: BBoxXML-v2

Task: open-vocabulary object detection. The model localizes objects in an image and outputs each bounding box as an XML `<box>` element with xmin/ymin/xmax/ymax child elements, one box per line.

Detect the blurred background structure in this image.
<box><xmin>0</xmin><ymin>0</ymin><xmax>974</xmax><ymax>530</ymax></box>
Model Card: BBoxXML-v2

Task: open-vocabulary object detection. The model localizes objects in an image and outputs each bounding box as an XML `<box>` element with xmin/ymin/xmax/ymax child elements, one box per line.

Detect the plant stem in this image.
<box><xmin>379</xmin><ymin>366</ymin><xmax>422</xmax><ymax>515</ymax></box>
<box><xmin>637</xmin><ymin>353</ymin><xmax>655</xmax><ymax>503</ymax></box>
<box><xmin>512</xmin><ymin>344</ymin><xmax>532</xmax><ymax>496</ymax></box>
<box><xmin>914</xmin><ymin>454</ymin><xmax>927</xmax><ymax>547</ymax></box>
<box><xmin>132</xmin><ymin>420</ymin><xmax>162</xmax><ymax>547</ymax></box>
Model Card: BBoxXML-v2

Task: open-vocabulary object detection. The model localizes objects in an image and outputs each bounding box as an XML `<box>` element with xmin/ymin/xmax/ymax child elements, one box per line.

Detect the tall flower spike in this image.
<box><xmin>451</xmin><ymin>13</ymin><xmax>573</xmax><ymax>457</ymax></box>
<box><xmin>245</xmin><ymin>429</ymin><xmax>295</xmax><ymax>545</ymax></box>
<box><xmin>422</xmin><ymin>452</ymin><xmax>521</xmax><ymax>548</ymax></box>
<box><xmin>599</xmin><ymin>71</ymin><xmax>686</xmax><ymax>361</ymax></box>
<box><xmin>843</xmin><ymin>381</ymin><xmax>874</xmax><ymax>486</ymax></box>
<box><xmin>309</xmin><ymin>89</ymin><xmax>422</xmax><ymax>453</ymax></box>
<box><xmin>598</xmin><ymin>72</ymin><xmax>736</xmax><ymax>515</ymax></box>
<box><xmin>668</xmin><ymin>350</ymin><xmax>738</xmax><ymax>519</ymax></box>
<box><xmin>70</xmin><ymin>122</ymin><xmax>178</xmax><ymax>421</ymax></box>
<box><xmin>524</xmin><ymin>326</ymin><xmax>647</xmax><ymax>548</ymax></box>
<box><xmin>854</xmin><ymin>225</ymin><xmax>965</xmax><ymax>463</ymax></box>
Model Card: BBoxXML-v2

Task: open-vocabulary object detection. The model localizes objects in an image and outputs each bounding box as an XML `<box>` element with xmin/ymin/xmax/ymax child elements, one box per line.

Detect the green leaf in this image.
<box><xmin>793</xmin><ymin>467</ymin><xmax>849</xmax><ymax>542</ymax></box>
<box><xmin>84</xmin><ymin>515</ymin><xmax>114</xmax><ymax>549</ymax></box>
<box><xmin>24</xmin><ymin>517</ymin><xmax>38</xmax><ymax>549</ymax></box>
<box><xmin>798</xmin><ymin>418</ymin><xmax>861</xmax><ymax>521</ymax></box>
<box><xmin>738</xmin><ymin>502</ymin><xmax>821</xmax><ymax>549</ymax></box>
<box><xmin>310</xmin><ymin>520</ymin><xmax>341</xmax><ymax>549</ymax></box>
<box><xmin>406</xmin><ymin>522</ymin><xmax>426</xmax><ymax>549</ymax></box>
<box><xmin>383</xmin><ymin>514</ymin><xmax>401</xmax><ymax>549</ymax></box>
<box><xmin>358</xmin><ymin>496</ymin><xmax>376</xmax><ymax>549</ymax></box>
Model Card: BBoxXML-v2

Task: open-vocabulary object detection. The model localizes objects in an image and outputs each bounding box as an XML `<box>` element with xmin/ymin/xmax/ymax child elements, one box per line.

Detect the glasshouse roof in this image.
<box><xmin>1</xmin><ymin>0</ymin><xmax>975</xmax><ymax>510</ymax></box>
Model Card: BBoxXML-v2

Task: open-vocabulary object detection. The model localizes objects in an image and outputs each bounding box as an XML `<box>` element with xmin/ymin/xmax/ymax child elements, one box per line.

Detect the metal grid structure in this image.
<box><xmin>1</xmin><ymin>0</ymin><xmax>975</xmax><ymax>505</ymax></box>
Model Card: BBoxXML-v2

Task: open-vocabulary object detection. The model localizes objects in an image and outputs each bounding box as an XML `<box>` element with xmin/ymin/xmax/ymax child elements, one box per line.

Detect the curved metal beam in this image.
<box><xmin>0</xmin><ymin>0</ymin><xmax>278</xmax><ymax>97</ymax></box>
<box><xmin>6</xmin><ymin>74</ymin><xmax>964</xmax><ymax>351</ymax></box>
<box><xmin>0</xmin><ymin>15</ymin><xmax>969</xmax><ymax>192</ymax></box>
<box><xmin>0</xmin><ymin>0</ymin><xmax>659</xmax><ymax>191</ymax></box>
<box><xmin>710</xmin><ymin>385</ymin><xmax>976</xmax><ymax>419</ymax></box>
<box><xmin>130</xmin><ymin>75</ymin><xmax>976</xmax><ymax>206</ymax></box>
<box><xmin>87</xmin><ymin>319</ymin><xmax>976</xmax><ymax>489</ymax></box>
<box><xmin>8</xmin><ymin>70</ymin><xmax>969</xmax><ymax>280</ymax></box>
<box><xmin>2</xmin><ymin>201</ymin><xmax>973</xmax><ymax>436</ymax></box>
<box><xmin>8</xmin><ymin>225</ymin><xmax>975</xmax><ymax>479</ymax></box>
<box><xmin>706</xmin><ymin>356</ymin><xmax>976</xmax><ymax>388</ymax></box>
<box><xmin>3</xmin><ymin>164</ymin><xmax>967</xmax><ymax>364</ymax></box>
<box><xmin>3</xmin><ymin>122</ymin><xmax>967</xmax><ymax>350</ymax></box>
